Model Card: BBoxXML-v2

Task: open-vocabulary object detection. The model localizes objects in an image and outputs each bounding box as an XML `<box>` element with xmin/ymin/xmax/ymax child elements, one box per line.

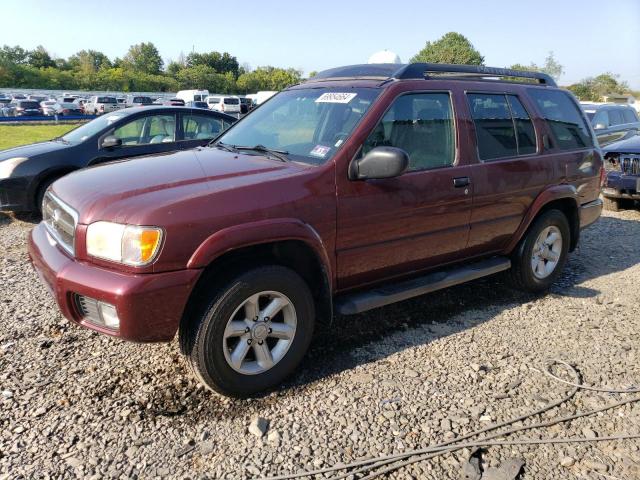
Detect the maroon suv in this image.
<box><xmin>29</xmin><ymin>63</ymin><xmax>604</xmax><ymax>397</ymax></box>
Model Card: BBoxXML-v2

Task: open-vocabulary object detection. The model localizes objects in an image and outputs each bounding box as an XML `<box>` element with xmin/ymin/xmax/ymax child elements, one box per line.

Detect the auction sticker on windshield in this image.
<box><xmin>315</xmin><ymin>93</ymin><xmax>357</xmax><ymax>103</ymax></box>
<box><xmin>310</xmin><ymin>145</ymin><xmax>331</xmax><ymax>158</ymax></box>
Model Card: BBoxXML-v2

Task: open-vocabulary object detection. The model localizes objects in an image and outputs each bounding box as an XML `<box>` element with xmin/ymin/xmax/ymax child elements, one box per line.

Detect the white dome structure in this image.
<box><xmin>368</xmin><ymin>50</ymin><xmax>402</xmax><ymax>64</ymax></box>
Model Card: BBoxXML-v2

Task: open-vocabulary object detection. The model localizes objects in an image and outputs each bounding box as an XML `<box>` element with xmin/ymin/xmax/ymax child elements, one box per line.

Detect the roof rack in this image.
<box><xmin>309</xmin><ymin>63</ymin><xmax>557</xmax><ymax>87</ymax></box>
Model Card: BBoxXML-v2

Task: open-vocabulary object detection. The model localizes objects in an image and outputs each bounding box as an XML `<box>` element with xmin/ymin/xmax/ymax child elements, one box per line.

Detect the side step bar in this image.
<box><xmin>335</xmin><ymin>257</ymin><xmax>511</xmax><ymax>315</ymax></box>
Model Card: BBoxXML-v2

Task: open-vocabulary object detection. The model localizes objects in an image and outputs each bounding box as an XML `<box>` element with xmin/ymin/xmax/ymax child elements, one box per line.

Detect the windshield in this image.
<box><xmin>62</xmin><ymin>112</ymin><xmax>128</xmax><ymax>144</ymax></box>
<box><xmin>217</xmin><ymin>87</ymin><xmax>381</xmax><ymax>165</ymax></box>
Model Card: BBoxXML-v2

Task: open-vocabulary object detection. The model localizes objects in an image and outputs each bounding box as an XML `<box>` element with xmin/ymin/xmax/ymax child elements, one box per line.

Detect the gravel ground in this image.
<box><xmin>1</xmin><ymin>209</ymin><xmax>639</xmax><ymax>479</ymax></box>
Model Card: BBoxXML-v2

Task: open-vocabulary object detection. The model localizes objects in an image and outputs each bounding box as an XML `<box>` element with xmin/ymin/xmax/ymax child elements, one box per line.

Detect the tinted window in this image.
<box><xmin>362</xmin><ymin>92</ymin><xmax>455</xmax><ymax>171</ymax></box>
<box><xmin>592</xmin><ymin>110</ymin><xmax>609</xmax><ymax>128</ymax></box>
<box><xmin>507</xmin><ymin>95</ymin><xmax>536</xmax><ymax>155</ymax></box>
<box><xmin>528</xmin><ymin>89</ymin><xmax>593</xmax><ymax>150</ymax></box>
<box><xmin>113</xmin><ymin>114</ymin><xmax>176</xmax><ymax>146</ymax></box>
<box><xmin>224</xmin><ymin>98</ymin><xmax>240</xmax><ymax>105</ymax></box>
<box><xmin>608</xmin><ymin>109</ymin><xmax>624</xmax><ymax>126</ymax></box>
<box><xmin>468</xmin><ymin>94</ymin><xmax>517</xmax><ymax>160</ymax></box>
<box><xmin>183</xmin><ymin>114</ymin><xmax>231</xmax><ymax>140</ymax></box>
<box><xmin>19</xmin><ymin>101</ymin><xmax>40</xmax><ymax>109</ymax></box>
<box><xmin>97</xmin><ymin>97</ymin><xmax>117</xmax><ymax>104</ymax></box>
<box><xmin>622</xmin><ymin>108</ymin><xmax>638</xmax><ymax>123</ymax></box>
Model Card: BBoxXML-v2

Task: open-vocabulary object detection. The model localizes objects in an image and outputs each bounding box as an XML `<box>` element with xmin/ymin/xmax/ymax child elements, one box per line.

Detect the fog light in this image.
<box><xmin>98</xmin><ymin>302</ymin><xmax>120</xmax><ymax>329</ymax></box>
<box><xmin>75</xmin><ymin>294</ymin><xmax>120</xmax><ymax>330</ymax></box>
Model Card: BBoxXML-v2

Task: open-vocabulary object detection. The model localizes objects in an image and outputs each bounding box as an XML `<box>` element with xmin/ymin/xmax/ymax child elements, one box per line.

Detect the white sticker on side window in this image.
<box><xmin>315</xmin><ymin>92</ymin><xmax>357</xmax><ymax>104</ymax></box>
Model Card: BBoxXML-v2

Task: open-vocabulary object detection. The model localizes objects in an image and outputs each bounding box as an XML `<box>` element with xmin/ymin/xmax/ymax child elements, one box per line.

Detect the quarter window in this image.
<box><xmin>622</xmin><ymin>108</ymin><xmax>638</xmax><ymax>123</ymax></box>
<box><xmin>362</xmin><ymin>93</ymin><xmax>455</xmax><ymax>171</ymax></box>
<box><xmin>527</xmin><ymin>89</ymin><xmax>593</xmax><ymax>150</ymax></box>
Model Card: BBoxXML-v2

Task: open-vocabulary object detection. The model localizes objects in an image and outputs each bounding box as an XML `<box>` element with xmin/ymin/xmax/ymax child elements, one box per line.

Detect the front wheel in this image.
<box><xmin>509</xmin><ymin>209</ymin><xmax>570</xmax><ymax>293</ymax></box>
<box><xmin>180</xmin><ymin>266</ymin><xmax>315</xmax><ymax>397</ymax></box>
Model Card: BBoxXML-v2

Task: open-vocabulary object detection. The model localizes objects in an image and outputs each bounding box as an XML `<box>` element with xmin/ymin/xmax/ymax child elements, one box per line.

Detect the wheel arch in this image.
<box><xmin>184</xmin><ymin>220</ymin><xmax>334</xmax><ymax>329</ymax></box>
<box><xmin>28</xmin><ymin>166</ymin><xmax>79</xmax><ymax>211</ymax></box>
<box><xmin>505</xmin><ymin>185</ymin><xmax>580</xmax><ymax>254</ymax></box>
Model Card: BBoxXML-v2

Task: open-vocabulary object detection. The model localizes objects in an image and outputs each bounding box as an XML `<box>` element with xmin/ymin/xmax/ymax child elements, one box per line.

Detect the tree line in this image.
<box><xmin>0</xmin><ymin>43</ymin><xmax>302</xmax><ymax>93</ymax></box>
<box><xmin>0</xmin><ymin>35</ymin><xmax>636</xmax><ymax>101</ymax></box>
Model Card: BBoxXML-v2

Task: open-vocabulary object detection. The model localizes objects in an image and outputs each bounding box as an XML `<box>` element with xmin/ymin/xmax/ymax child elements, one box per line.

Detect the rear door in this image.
<box><xmin>464</xmin><ymin>91</ymin><xmax>554</xmax><ymax>254</ymax></box>
<box><xmin>178</xmin><ymin>112</ymin><xmax>234</xmax><ymax>150</ymax></box>
<box><xmin>336</xmin><ymin>89</ymin><xmax>473</xmax><ymax>289</ymax></box>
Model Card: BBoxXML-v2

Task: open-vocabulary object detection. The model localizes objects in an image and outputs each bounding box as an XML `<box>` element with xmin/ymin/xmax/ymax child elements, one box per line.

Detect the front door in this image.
<box><xmin>336</xmin><ymin>91</ymin><xmax>473</xmax><ymax>290</ymax></box>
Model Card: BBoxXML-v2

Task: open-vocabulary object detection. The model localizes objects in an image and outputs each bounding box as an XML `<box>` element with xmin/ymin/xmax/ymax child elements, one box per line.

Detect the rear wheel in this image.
<box><xmin>603</xmin><ymin>197</ymin><xmax>620</xmax><ymax>212</ymax></box>
<box><xmin>509</xmin><ymin>209</ymin><xmax>570</xmax><ymax>293</ymax></box>
<box><xmin>180</xmin><ymin>266</ymin><xmax>315</xmax><ymax>397</ymax></box>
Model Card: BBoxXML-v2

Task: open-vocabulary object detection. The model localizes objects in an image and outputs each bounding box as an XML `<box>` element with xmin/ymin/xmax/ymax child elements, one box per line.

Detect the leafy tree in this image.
<box><xmin>509</xmin><ymin>51</ymin><xmax>564</xmax><ymax>81</ymax></box>
<box><xmin>27</xmin><ymin>45</ymin><xmax>56</xmax><ymax>69</ymax></box>
<box><xmin>410</xmin><ymin>32</ymin><xmax>484</xmax><ymax>65</ymax></box>
<box><xmin>68</xmin><ymin>49</ymin><xmax>112</xmax><ymax>73</ymax></box>
<box><xmin>0</xmin><ymin>45</ymin><xmax>29</xmax><ymax>64</ymax></box>
<box><xmin>185</xmin><ymin>51</ymin><xmax>239</xmax><ymax>77</ymax></box>
<box><xmin>123</xmin><ymin>42</ymin><xmax>163</xmax><ymax>75</ymax></box>
<box><xmin>236</xmin><ymin>66</ymin><xmax>302</xmax><ymax>93</ymax></box>
<box><xmin>567</xmin><ymin>73</ymin><xmax>630</xmax><ymax>101</ymax></box>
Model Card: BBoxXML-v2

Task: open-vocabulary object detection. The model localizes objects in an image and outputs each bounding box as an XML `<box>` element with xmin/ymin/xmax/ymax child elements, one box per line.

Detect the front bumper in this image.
<box><xmin>28</xmin><ymin>222</ymin><xmax>202</xmax><ymax>342</ymax></box>
<box><xmin>0</xmin><ymin>176</ymin><xmax>30</xmax><ymax>211</ymax></box>
<box><xmin>603</xmin><ymin>172</ymin><xmax>640</xmax><ymax>199</ymax></box>
<box><xmin>579</xmin><ymin>198</ymin><xmax>603</xmax><ymax>229</ymax></box>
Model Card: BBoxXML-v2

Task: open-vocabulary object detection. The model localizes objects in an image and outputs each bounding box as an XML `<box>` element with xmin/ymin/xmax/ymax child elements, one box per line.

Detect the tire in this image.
<box><xmin>509</xmin><ymin>209</ymin><xmax>570</xmax><ymax>293</ymax></box>
<box><xmin>603</xmin><ymin>197</ymin><xmax>620</xmax><ymax>212</ymax></box>
<box><xmin>35</xmin><ymin>176</ymin><xmax>61</xmax><ymax>215</ymax></box>
<box><xmin>180</xmin><ymin>265</ymin><xmax>315</xmax><ymax>398</ymax></box>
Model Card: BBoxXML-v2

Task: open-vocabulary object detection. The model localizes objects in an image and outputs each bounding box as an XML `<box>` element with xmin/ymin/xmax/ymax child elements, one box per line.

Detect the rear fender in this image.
<box><xmin>503</xmin><ymin>185</ymin><xmax>579</xmax><ymax>254</ymax></box>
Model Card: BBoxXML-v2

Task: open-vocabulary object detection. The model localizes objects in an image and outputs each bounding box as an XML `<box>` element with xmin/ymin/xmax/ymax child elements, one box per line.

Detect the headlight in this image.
<box><xmin>0</xmin><ymin>157</ymin><xmax>29</xmax><ymax>178</ymax></box>
<box><xmin>86</xmin><ymin>221</ymin><xmax>163</xmax><ymax>266</ymax></box>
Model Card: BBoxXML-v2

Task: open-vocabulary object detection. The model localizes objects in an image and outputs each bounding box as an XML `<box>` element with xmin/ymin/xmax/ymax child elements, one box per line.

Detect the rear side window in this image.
<box><xmin>528</xmin><ymin>89</ymin><xmax>593</xmax><ymax>150</ymax></box>
<box><xmin>224</xmin><ymin>98</ymin><xmax>239</xmax><ymax>105</ymax></box>
<box><xmin>622</xmin><ymin>109</ymin><xmax>638</xmax><ymax>123</ymax></box>
<box><xmin>608</xmin><ymin>109</ymin><xmax>624</xmax><ymax>126</ymax></box>
<box><xmin>362</xmin><ymin>92</ymin><xmax>455</xmax><ymax>171</ymax></box>
<box><xmin>182</xmin><ymin>113</ymin><xmax>231</xmax><ymax>140</ymax></box>
<box><xmin>467</xmin><ymin>93</ymin><xmax>537</xmax><ymax>160</ymax></box>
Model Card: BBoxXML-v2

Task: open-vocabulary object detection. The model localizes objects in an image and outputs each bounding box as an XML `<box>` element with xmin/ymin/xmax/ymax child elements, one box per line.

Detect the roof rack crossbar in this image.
<box><xmin>308</xmin><ymin>63</ymin><xmax>557</xmax><ymax>87</ymax></box>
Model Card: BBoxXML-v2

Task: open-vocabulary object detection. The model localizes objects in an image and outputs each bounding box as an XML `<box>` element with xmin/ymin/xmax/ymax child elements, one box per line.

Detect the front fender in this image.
<box><xmin>503</xmin><ymin>184</ymin><xmax>579</xmax><ymax>254</ymax></box>
<box><xmin>187</xmin><ymin>218</ymin><xmax>334</xmax><ymax>288</ymax></box>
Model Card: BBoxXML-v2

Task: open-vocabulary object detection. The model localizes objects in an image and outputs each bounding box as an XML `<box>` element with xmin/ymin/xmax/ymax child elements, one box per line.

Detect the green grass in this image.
<box><xmin>0</xmin><ymin>123</ymin><xmax>81</xmax><ymax>151</ymax></box>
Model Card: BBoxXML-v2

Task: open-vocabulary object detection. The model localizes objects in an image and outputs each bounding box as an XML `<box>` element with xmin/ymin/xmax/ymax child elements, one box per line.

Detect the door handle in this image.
<box><xmin>453</xmin><ymin>177</ymin><xmax>470</xmax><ymax>188</ymax></box>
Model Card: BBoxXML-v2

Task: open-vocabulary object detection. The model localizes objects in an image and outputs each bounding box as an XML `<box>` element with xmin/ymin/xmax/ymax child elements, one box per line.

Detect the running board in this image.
<box><xmin>335</xmin><ymin>257</ymin><xmax>511</xmax><ymax>315</ymax></box>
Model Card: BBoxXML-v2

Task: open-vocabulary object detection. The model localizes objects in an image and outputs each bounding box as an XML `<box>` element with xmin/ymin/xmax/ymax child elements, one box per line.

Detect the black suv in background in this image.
<box><xmin>11</xmin><ymin>100</ymin><xmax>42</xmax><ymax>116</ymax></box>
<box><xmin>581</xmin><ymin>103</ymin><xmax>640</xmax><ymax>146</ymax></box>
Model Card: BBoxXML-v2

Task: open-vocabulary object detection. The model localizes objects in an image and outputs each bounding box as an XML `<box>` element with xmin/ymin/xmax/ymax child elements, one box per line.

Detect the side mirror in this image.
<box><xmin>351</xmin><ymin>146</ymin><xmax>409</xmax><ymax>180</ymax></box>
<box><xmin>101</xmin><ymin>135</ymin><xmax>122</xmax><ymax>149</ymax></box>
<box><xmin>594</xmin><ymin>123</ymin><xmax>607</xmax><ymax>130</ymax></box>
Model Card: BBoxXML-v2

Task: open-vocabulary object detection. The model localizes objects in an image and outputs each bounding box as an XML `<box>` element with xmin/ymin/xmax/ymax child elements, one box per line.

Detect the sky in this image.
<box><xmin>2</xmin><ymin>0</ymin><xmax>639</xmax><ymax>88</ymax></box>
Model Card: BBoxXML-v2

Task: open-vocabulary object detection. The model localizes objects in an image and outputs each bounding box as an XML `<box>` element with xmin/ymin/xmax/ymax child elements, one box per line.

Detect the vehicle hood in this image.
<box><xmin>603</xmin><ymin>134</ymin><xmax>640</xmax><ymax>154</ymax></box>
<box><xmin>51</xmin><ymin>147</ymin><xmax>309</xmax><ymax>224</ymax></box>
<box><xmin>0</xmin><ymin>140</ymin><xmax>70</xmax><ymax>161</ymax></box>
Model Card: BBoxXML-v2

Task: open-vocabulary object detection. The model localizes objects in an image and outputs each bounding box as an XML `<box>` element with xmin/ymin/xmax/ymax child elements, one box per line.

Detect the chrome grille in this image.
<box><xmin>75</xmin><ymin>295</ymin><xmax>101</xmax><ymax>323</ymax></box>
<box><xmin>42</xmin><ymin>192</ymin><xmax>77</xmax><ymax>255</ymax></box>
<box><xmin>620</xmin><ymin>155</ymin><xmax>640</xmax><ymax>175</ymax></box>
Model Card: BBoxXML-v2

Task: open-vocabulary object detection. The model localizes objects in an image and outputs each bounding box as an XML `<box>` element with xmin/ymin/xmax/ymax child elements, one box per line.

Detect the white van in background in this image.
<box><xmin>176</xmin><ymin>89</ymin><xmax>210</xmax><ymax>104</ymax></box>
<box><xmin>207</xmin><ymin>95</ymin><xmax>241</xmax><ymax>114</ymax></box>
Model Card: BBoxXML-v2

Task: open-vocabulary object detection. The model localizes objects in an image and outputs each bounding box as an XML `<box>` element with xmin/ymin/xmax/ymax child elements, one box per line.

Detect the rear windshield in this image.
<box><xmin>528</xmin><ymin>89</ymin><xmax>593</xmax><ymax>150</ymax></box>
<box><xmin>133</xmin><ymin>96</ymin><xmax>153</xmax><ymax>104</ymax></box>
<box><xmin>19</xmin><ymin>101</ymin><xmax>40</xmax><ymax>109</ymax></box>
<box><xmin>224</xmin><ymin>98</ymin><xmax>240</xmax><ymax>105</ymax></box>
<box><xmin>194</xmin><ymin>95</ymin><xmax>206</xmax><ymax>102</ymax></box>
<box><xmin>97</xmin><ymin>97</ymin><xmax>117</xmax><ymax>104</ymax></box>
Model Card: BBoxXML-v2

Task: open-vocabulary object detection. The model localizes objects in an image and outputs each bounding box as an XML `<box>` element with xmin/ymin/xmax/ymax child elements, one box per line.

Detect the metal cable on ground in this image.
<box><xmin>261</xmin><ymin>360</ymin><xmax>640</xmax><ymax>480</ymax></box>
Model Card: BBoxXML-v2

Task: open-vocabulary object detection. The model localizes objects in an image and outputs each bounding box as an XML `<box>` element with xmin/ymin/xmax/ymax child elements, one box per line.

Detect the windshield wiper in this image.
<box><xmin>234</xmin><ymin>144</ymin><xmax>289</xmax><ymax>162</ymax></box>
<box><xmin>52</xmin><ymin>136</ymin><xmax>70</xmax><ymax>144</ymax></box>
<box><xmin>212</xmin><ymin>141</ymin><xmax>237</xmax><ymax>152</ymax></box>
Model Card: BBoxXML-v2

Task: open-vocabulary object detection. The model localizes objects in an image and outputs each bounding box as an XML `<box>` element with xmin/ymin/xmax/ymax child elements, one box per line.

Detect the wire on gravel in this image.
<box><xmin>262</xmin><ymin>359</ymin><xmax>640</xmax><ymax>480</ymax></box>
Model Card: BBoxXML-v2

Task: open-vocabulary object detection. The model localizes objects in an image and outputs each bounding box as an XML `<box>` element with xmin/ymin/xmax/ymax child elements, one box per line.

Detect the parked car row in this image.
<box><xmin>2</xmin><ymin>63</ymin><xmax>608</xmax><ymax>398</ymax></box>
<box><xmin>581</xmin><ymin>103</ymin><xmax>640</xmax><ymax>146</ymax></box>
